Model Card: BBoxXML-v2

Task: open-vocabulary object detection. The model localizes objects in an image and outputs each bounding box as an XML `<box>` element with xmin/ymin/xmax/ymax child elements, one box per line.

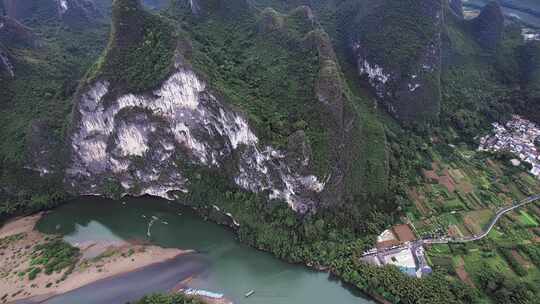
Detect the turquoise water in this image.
<box><xmin>36</xmin><ymin>196</ymin><xmax>373</xmax><ymax>304</ymax></box>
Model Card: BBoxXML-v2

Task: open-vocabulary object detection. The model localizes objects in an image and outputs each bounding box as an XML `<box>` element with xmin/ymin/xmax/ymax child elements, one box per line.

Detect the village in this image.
<box><xmin>363</xmin><ymin>115</ymin><xmax>540</xmax><ymax>279</ymax></box>
<box><xmin>479</xmin><ymin>115</ymin><xmax>540</xmax><ymax>177</ymax></box>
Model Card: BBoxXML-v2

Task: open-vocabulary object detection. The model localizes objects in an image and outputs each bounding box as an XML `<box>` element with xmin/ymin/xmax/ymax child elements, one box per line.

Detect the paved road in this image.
<box><xmin>363</xmin><ymin>194</ymin><xmax>540</xmax><ymax>257</ymax></box>
<box><xmin>424</xmin><ymin>194</ymin><xmax>540</xmax><ymax>244</ymax></box>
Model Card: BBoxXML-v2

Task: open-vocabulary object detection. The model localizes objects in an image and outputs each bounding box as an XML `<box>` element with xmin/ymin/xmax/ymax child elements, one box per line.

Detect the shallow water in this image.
<box><xmin>36</xmin><ymin>196</ymin><xmax>373</xmax><ymax>304</ymax></box>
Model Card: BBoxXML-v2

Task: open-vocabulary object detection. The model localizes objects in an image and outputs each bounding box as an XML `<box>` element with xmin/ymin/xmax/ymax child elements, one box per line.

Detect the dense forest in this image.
<box><xmin>1</xmin><ymin>0</ymin><xmax>540</xmax><ymax>303</ymax></box>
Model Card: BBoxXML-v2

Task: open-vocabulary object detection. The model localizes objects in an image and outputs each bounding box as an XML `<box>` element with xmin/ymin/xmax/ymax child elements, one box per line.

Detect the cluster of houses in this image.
<box><xmin>522</xmin><ymin>28</ymin><xmax>540</xmax><ymax>41</ymax></box>
<box><xmin>479</xmin><ymin>115</ymin><xmax>540</xmax><ymax>177</ymax></box>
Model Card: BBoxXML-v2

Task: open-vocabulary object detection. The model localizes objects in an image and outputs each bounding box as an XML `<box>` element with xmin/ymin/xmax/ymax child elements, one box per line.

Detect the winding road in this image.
<box><xmin>425</xmin><ymin>194</ymin><xmax>540</xmax><ymax>244</ymax></box>
<box><xmin>362</xmin><ymin>194</ymin><xmax>540</xmax><ymax>258</ymax></box>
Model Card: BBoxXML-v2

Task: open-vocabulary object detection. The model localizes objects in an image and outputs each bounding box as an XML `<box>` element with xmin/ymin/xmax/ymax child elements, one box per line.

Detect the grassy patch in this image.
<box><xmin>519</xmin><ymin>210</ymin><xmax>539</xmax><ymax>227</ymax></box>
<box><xmin>30</xmin><ymin>238</ymin><xmax>80</xmax><ymax>277</ymax></box>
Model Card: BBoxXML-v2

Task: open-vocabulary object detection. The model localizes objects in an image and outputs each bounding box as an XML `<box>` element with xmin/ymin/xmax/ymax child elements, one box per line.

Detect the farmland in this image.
<box><xmin>406</xmin><ymin>142</ymin><xmax>540</xmax><ymax>296</ymax></box>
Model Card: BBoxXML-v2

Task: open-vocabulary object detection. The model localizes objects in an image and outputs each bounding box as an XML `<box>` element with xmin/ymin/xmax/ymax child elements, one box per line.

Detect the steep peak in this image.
<box><xmin>1</xmin><ymin>0</ymin><xmax>99</xmax><ymax>27</ymax></box>
<box><xmin>258</xmin><ymin>5</ymin><xmax>316</xmax><ymax>39</ymax></box>
<box><xmin>288</xmin><ymin>5</ymin><xmax>314</xmax><ymax>21</ymax></box>
<box><xmin>88</xmin><ymin>0</ymin><xmax>176</xmax><ymax>95</ymax></box>
<box><xmin>305</xmin><ymin>30</ymin><xmax>335</xmax><ymax>61</ymax></box>
<box><xmin>259</xmin><ymin>7</ymin><xmax>284</xmax><ymax>33</ymax></box>
<box><xmin>110</xmin><ymin>0</ymin><xmax>146</xmax><ymax>51</ymax></box>
<box><xmin>285</xmin><ymin>5</ymin><xmax>316</xmax><ymax>38</ymax></box>
<box><xmin>470</xmin><ymin>0</ymin><xmax>504</xmax><ymax>50</ymax></box>
<box><xmin>0</xmin><ymin>15</ymin><xmax>38</xmax><ymax>48</ymax></box>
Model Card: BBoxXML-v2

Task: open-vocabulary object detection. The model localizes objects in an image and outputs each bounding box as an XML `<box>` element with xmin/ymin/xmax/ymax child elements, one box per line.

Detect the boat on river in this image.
<box><xmin>245</xmin><ymin>290</ymin><xmax>255</xmax><ymax>297</ymax></box>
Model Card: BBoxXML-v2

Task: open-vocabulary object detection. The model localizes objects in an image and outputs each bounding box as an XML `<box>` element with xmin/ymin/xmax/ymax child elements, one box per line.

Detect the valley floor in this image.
<box><xmin>0</xmin><ymin>213</ymin><xmax>191</xmax><ymax>303</ymax></box>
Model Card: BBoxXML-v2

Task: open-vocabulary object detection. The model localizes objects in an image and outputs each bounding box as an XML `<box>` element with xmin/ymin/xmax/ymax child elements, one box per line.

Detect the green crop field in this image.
<box><xmin>520</xmin><ymin>211</ymin><xmax>539</xmax><ymax>227</ymax></box>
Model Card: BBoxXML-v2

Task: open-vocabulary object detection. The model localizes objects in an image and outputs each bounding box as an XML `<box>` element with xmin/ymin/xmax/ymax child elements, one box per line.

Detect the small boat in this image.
<box><xmin>245</xmin><ymin>290</ymin><xmax>254</xmax><ymax>297</ymax></box>
<box><xmin>161</xmin><ymin>221</ymin><xmax>169</xmax><ymax>225</ymax></box>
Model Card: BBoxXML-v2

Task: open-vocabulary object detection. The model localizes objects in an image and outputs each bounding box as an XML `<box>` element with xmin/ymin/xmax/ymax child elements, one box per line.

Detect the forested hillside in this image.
<box><xmin>1</xmin><ymin>0</ymin><xmax>540</xmax><ymax>303</ymax></box>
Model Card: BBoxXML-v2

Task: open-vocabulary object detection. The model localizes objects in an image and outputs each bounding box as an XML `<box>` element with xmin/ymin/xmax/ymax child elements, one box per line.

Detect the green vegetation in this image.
<box><xmin>88</xmin><ymin>0</ymin><xmax>176</xmax><ymax>95</ymax></box>
<box><xmin>475</xmin><ymin>262</ymin><xmax>537</xmax><ymax>304</ymax></box>
<box><xmin>357</xmin><ymin>0</ymin><xmax>439</xmax><ymax>74</ymax></box>
<box><xmin>0</xmin><ymin>20</ymin><xmax>107</xmax><ymax>220</ymax></box>
<box><xmin>174</xmin><ymin>163</ymin><xmax>474</xmax><ymax>303</ymax></box>
<box><xmin>2</xmin><ymin>0</ymin><xmax>540</xmax><ymax>303</ymax></box>
<box><xmin>174</xmin><ymin>3</ymin><xmax>390</xmax><ymax>202</ymax></box>
<box><xmin>135</xmin><ymin>293</ymin><xmax>207</xmax><ymax>304</ymax></box>
<box><xmin>520</xmin><ymin>244</ymin><xmax>540</xmax><ymax>267</ymax></box>
<box><xmin>499</xmin><ymin>247</ymin><xmax>528</xmax><ymax>277</ymax></box>
<box><xmin>0</xmin><ymin>26</ymin><xmax>107</xmax><ymax>164</ymax></box>
<box><xmin>414</xmin><ymin>144</ymin><xmax>540</xmax><ymax>301</ymax></box>
<box><xmin>184</xmin><ymin>8</ymin><xmax>326</xmax><ymax>172</ymax></box>
<box><xmin>29</xmin><ymin>238</ymin><xmax>80</xmax><ymax>279</ymax></box>
<box><xmin>0</xmin><ymin>233</ymin><xmax>25</xmax><ymax>248</ymax></box>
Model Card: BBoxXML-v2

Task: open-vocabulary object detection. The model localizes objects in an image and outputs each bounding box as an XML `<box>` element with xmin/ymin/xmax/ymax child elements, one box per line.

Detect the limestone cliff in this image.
<box><xmin>0</xmin><ymin>43</ymin><xmax>13</xmax><ymax>78</ymax></box>
<box><xmin>469</xmin><ymin>1</ymin><xmax>504</xmax><ymax>50</ymax></box>
<box><xmin>349</xmin><ymin>0</ymin><xmax>443</xmax><ymax>126</ymax></box>
<box><xmin>1</xmin><ymin>0</ymin><xmax>99</xmax><ymax>27</ymax></box>
<box><xmin>66</xmin><ymin>0</ymin><xmax>326</xmax><ymax>213</ymax></box>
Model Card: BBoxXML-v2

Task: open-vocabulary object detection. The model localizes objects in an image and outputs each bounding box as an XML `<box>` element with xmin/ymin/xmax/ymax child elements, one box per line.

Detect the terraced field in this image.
<box><xmin>412</xmin><ymin>143</ymin><xmax>540</xmax><ymax>293</ymax></box>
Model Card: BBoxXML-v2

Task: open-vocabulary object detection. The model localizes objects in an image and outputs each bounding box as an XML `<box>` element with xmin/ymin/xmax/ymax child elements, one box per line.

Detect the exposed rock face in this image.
<box><xmin>25</xmin><ymin>120</ymin><xmax>64</xmax><ymax>176</ymax></box>
<box><xmin>0</xmin><ymin>44</ymin><xmax>13</xmax><ymax>78</ymax></box>
<box><xmin>67</xmin><ymin>54</ymin><xmax>325</xmax><ymax>212</ymax></box>
<box><xmin>60</xmin><ymin>0</ymin><xmax>100</xmax><ymax>27</ymax></box>
<box><xmin>470</xmin><ymin>1</ymin><xmax>504</xmax><ymax>50</ymax></box>
<box><xmin>2</xmin><ymin>0</ymin><xmax>98</xmax><ymax>27</ymax></box>
<box><xmin>0</xmin><ymin>16</ymin><xmax>37</xmax><ymax>48</ymax></box>
<box><xmin>350</xmin><ymin>0</ymin><xmax>443</xmax><ymax>125</ymax></box>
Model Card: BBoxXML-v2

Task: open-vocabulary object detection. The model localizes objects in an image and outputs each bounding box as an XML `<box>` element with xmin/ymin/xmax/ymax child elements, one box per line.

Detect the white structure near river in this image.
<box><xmin>479</xmin><ymin>115</ymin><xmax>540</xmax><ymax>177</ymax></box>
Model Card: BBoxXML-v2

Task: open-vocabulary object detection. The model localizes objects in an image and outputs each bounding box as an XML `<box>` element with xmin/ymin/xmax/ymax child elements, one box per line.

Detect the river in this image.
<box><xmin>463</xmin><ymin>0</ymin><xmax>540</xmax><ymax>27</ymax></box>
<box><xmin>34</xmin><ymin>196</ymin><xmax>373</xmax><ymax>304</ymax></box>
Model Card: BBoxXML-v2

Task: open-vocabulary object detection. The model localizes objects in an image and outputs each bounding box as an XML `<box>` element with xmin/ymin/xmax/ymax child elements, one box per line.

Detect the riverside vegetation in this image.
<box><xmin>1</xmin><ymin>0</ymin><xmax>540</xmax><ymax>303</ymax></box>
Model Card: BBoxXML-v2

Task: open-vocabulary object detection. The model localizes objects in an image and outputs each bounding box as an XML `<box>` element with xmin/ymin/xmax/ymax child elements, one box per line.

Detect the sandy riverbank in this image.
<box><xmin>0</xmin><ymin>213</ymin><xmax>191</xmax><ymax>303</ymax></box>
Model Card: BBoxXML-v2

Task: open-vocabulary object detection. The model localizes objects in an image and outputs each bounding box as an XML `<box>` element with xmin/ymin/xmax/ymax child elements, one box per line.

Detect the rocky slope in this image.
<box><xmin>0</xmin><ymin>15</ymin><xmax>37</xmax><ymax>48</ymax></box>
<box><xmin>348</xmin><ymin>0</ymin><xmax>444</xmax><ymax>126</ymax></box>
<box><xmin>469</xmin><ymin>1</ymin><xmax>504</xmax><ymax>50</ymax></box>
<box><xmin>0</xmin><ymin>43</ymin><xmax>13</xmax><ymax>78</ymax></box>
<box><xmin>1</xmin><ymin>0</ymin><xmax>99</xmax><ymax>27</ymax></box>
<box><xmin>60</xmin><ymin>0</ymin><xmax>393</xmax><ymax>214</ymax></box>
<box><xmin>65</xmin><ymin>0</ymin><xmax>332</xmax><ymax>213</ymax></box>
